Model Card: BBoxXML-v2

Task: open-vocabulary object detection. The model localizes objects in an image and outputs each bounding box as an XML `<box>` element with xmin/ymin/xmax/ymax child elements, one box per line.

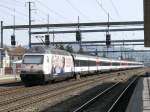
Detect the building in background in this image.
<box><xmin>2</xmin><ymin>46</ymin><xmax>26</xmax><ymax>74</ymax></box>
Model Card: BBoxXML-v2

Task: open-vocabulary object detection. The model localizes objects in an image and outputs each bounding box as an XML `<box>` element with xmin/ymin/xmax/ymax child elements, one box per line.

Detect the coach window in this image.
<box><xmin>79</xmin><ymin>60</ymin><xmax>87</xmax><ymax>66</ymax></box>
<box><xmin>129</xmin><ymin>63</ymin><xmax>132</xmax><ymax>66</ymax></box>
<box><xmin>80</xmin><ymin>60</ymin><xmax>83</xmax><ymax>66</ymax></box>
<box><xmin>75</xmin><ymin>60</ymin><xmax>80</xmax><ymax>67</ymax></box>
<box><xmin>101</xmin><ymin>61</ymin><xmax>110</xmax><ymax>66</ymax></box>
<box><xmin>113</xmin><ymin>62</ymin><xmax>120</xmax><ymax>66</ymax></box>
<box><xmin>75</xmin><ymin>60</ymin><xmax>89</xmax><ymax>67</ymax></box>
<box><xmin>88</xmin><ymin>60</ymin><xmax>96</xmax><ymax>66</ymax></box>
<box><xmin>122</xmin><ymin>63</ymin><xmax>127</xmax><ymax>66</ymax></box>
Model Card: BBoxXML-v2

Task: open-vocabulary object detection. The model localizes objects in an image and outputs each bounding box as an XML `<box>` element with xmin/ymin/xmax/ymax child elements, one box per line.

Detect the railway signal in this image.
<box><xmin>106</xmin><ymin>34</ymin><xmax>111</xmax><ymax>47</ymax></box>
<box><xmin>45</xmin><ymin>34</ymin><xmax>50</xmax><ymax>45</ymax></box>
<box><xmin>76</xmin><ymin>31</ymin><xmax>81</xmax><ymax>41</ymax></box>
<box><xmin>11</xmin><ymin>35</ymin><xmax>16</xmax><ymax>46</ymax></box>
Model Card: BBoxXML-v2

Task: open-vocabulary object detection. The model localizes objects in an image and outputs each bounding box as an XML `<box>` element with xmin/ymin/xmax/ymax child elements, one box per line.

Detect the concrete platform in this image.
<box><xmin>0</xmin><ymin>75</ymin><xmax>20</xmax><ymax>84</ymax></box>
<box><xmin>126</xmin><ymin>76</ymin><xmax>150</xmax><ymax>112</ymax></box>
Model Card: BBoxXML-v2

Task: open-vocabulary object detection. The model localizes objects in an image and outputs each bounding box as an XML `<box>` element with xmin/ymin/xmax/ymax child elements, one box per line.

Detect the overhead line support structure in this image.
<box><xmin>0</xmin><ymin>21</ymin><xmax>144</xmax><ymax>51</ymax></box>
<box><xmin>30</xmin><ymin>28</ymin><xmax>143</xmax><ymax>34</ymax></box>
<box><xmin>2</xmin><ymin>21</ymin><xmax>143</xmax><ymax>29</ymax></box>
<box><xmin>85</xmin><ymin>50</ymin><xmax>150</xmax><ymax>53</ymax></box>
<box><xmin>27</xmin><ymin>1</ymin><xmax>33</xmax><ymax>48</ymax></box>
<box><xmin>31</xmin><ymin>39</ymin><xmax>144</xmax><ymax>45</ymax></box>
<box><xmin>81</xmin><ymin>43</ymin><xmax>144</xmax><ymax>46</ymax></box>
<box><xmin>0</xmin><ymin>21</ymin><xmax>3</xmax><ymax>68</ymax></box>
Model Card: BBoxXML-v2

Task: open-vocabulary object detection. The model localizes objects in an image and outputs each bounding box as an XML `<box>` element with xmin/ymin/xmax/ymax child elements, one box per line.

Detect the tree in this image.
<box><xmin>54</xmin><ymin>44</ymin><xmax>65</xmax><ymax>50</ymax></box>
<box><xmin>55</xmin><ymin>44</ymin><xmax>59</xmax><ymax>49</ymax></box>
<box><xmin>59</xmin><ymin>44</ymin><xmax>65</xmax><ymax>50</ymax></box>
<box><xmin>65</xmin><ymin>45</ymin><xmax>73</xmax><ymax>53</ymax></box>
<box><xmin>78</xmin><ymin>47</ymin><xmax>84</xmax><ymax>54</ymax></box>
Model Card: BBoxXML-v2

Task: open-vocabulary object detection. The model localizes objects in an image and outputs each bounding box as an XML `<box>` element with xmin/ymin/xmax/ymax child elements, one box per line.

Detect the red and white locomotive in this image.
<box><xmin>20</xmin><ymin>46</ymin><xmax>144</xmax><ymax>86</ymax></box>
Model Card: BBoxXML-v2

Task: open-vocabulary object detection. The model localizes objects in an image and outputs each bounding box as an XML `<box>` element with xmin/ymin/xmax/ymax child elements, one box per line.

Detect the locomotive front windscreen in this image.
<box><xmin>23</xmin><ymin>55</ymin><xmax>43</xmax><ymax>64</ymax></box>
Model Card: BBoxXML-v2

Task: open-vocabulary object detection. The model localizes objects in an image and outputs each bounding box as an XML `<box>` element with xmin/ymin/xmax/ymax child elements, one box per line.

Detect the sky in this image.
<box><xmin>0</xmin><ymin>0</ymin><xmax>145</xmax><ymax>49</ymax></box>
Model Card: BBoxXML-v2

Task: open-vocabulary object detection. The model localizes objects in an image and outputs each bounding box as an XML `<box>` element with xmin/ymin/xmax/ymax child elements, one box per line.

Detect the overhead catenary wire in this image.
<box><xmin>0</xmin><ymin>7</ymin><xmax>27</xmax><ymax>22</ymax></box>
<box><xmin>1</xmin><ymin>0</ymin><xmax>29</xmax><ymax>17</ymax></box>
<box><xmin>26</xmin><ymin>2</ymin><xmax>57</xmax><ymax>23</ymax></box>
<box><xmin>27</xmin><ymin>3</ymin><xmax>51</xmax><ymax>23</ymax></box>
<box><xmin>35</xmin><ymin>8</ymin><xmax>60</xmax><ymax>23</ymax></box>
<box><xmin>0</xmin><ymin>8</ymin><xmax>14</xmax><ymax>20</ymax></box>
<box><xmin>0</xmin><ymin>3</ymin><xmax>28</xmax><ymax>17</ymax></box>
<box><xmin>12</xmin><ymin>0</ymin><xmax>25</xmax><ymax>4</ymax></box>
<box><xmin>2</xmin><ymin>0</ymin><xmax>25</xmax><ymax>8</ymax></box>
<box><xmin>36</xmin><ymin>0</ymin><xmax>70</xmax><ymax>21</ymax></box>
<box><xmin>1</xmin><ymin>4</ymin><xmax>36</xmax><ymax>23</ymax></box>
<box><xmin>109</xmin><ymin>0</ymin><xmax>121</xmax><ymax>19</ymax></box>
<box><xmin>95</xmin><ymin>0</ymin><xmax>113</xmax><ymax>20</ymax></box>
<box><xmin>65</xmin><ymin>0</ymin><xmax>91</xmax><ymax>21</ymax></box>
<box><xmin>0</xmin><ymin>0</ymin><xmax>50</xmax><ymax>23</ymax></box>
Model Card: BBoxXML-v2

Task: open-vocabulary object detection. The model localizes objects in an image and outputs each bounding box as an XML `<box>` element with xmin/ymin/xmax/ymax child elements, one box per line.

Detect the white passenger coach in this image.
<box><xmin>20</xmin><ymin>47</ymin><xmax>144</xmax><ymax>86</ymax></box>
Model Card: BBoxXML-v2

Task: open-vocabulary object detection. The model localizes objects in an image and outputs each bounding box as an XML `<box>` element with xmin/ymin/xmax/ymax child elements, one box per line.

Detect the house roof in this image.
<box><xmin>6</xmin><ymin>46</ymin><xmax>26</xmax><ymax>56</ymax></box>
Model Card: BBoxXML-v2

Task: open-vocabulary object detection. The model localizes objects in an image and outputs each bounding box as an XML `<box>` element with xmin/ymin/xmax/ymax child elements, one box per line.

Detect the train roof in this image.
<box><xmin>26</xmin><ymin>46</ymin><xmax>143</xmax><ymax>64</ymax></box>
<box><xmin>72</xmin><ymin>53</ymin><xmax>143</xmax><ymax>64</ymax></box>
<box><xmin>26</xmin><ymin>46</ymin><xmax>71</xmax><ymax>56</ymax></box>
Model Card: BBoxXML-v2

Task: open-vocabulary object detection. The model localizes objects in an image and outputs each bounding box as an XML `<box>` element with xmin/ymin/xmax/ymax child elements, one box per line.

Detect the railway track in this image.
<box><xmin>0</xmin><ymin>71</ymin><xmax>130</xmax><ymax>112</ymax></box>
<box><xmin>72</xmin><ymin>76</ymin><xmax>139</xmax><ymax>112</ymax></box>
<box><xmin>0</xmin><ymin>68</ymin><xmax>145</xmax><ymax>112</ymax></box>
<box><xmin>0</xmin><ymin>72</ymin><xmax>115</xmax><ymax>96</ymax></box>
<box><xmin>72</xmin><ymin>82</ymin><xmax>121</xmax><ymax>112</ymax></box>
<box><xmin>0</xmin><ymin>84</ymin><xmax>44</xmax><ymax>96</ymax></box>
<box><xmin>107</xmin><ymin>76</ymin><xmax>138</xmax><ymax>112</ymax></box>
<box><xmin>0</xmin><ymin>86</ymin><xmax>23</xmax><ymax>93</ymax></box>
<box><xmin>0</xmin><ymin>68</ymin><xmax>144</xmax><ymax>97</ymax></box>
<box><xmin>0</xmin><ymin>70</ymin><xmax>127</xmax><ymax>97</ymax></box>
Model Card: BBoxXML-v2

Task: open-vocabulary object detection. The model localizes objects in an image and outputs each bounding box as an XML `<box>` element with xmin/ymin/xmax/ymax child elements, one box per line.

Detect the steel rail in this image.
<box><xmin>73</xmin><ymin>82</ymin><xmax>120</xmax><ymax>112</ymax></box>
<box><xmin>107</xmin><ymin>76</ymin><xmax>138</xmax><ymax>112</ymax></box>
<box><xmin>0</xmin><ymin>72</ymin><xmax>121</xmax><ymax>111</ymax></box>
<box><xmin>0</xmin><ymin>74</ymin><xmax>120</xmax><ymax>112</ymax></box>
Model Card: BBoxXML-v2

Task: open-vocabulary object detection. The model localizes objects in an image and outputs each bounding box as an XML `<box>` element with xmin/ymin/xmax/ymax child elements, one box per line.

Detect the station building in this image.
<box><xmin>0</xmin><ymin>46</ymin><xmax>26</xmax><ymax>75</ymax></box>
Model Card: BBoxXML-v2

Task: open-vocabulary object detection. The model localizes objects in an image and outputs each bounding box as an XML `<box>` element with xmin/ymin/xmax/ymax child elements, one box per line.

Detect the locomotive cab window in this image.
<box><xmin>23</xmin><ymin>55</ymin><xmax>43</xmax><ymax>64</ymax></box>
